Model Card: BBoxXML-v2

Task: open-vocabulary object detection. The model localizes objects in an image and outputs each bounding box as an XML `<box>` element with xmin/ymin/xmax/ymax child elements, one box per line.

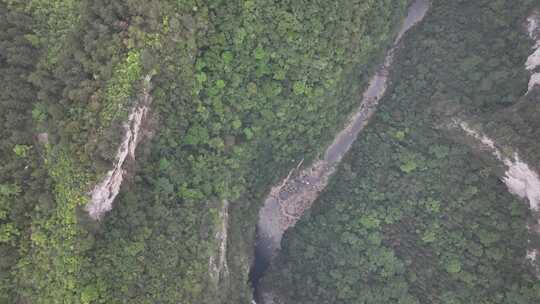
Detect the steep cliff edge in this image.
<box><xmin>86</xmin><ymin>76</ymin><xmax>152</xmax><ymax>219</ymax></box>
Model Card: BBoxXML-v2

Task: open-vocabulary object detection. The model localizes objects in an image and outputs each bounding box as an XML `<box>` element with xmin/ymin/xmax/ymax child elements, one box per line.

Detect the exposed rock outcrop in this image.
<box><xmin>457</xmin><ymin>120</ymin><xmax>540</xmax><ymax>275</ymax></box>
<box><xmin>209</xmin><ymin>200</ymin><xmax>230</xmax><ymax>285</ymax></box>
<box><xmin>526</xmin><ymin>11</ymin><xmax>540</xmax><ymax>94</ymax></box>
<box><xmin>458</xmin><ymin>121</ymin><xmax>540</xmax><ymax>212</ymax></box>
<box><xmin>85</xmin><ymin>75</ymin><xmax>152</xmax><ymax>220</ymax></box>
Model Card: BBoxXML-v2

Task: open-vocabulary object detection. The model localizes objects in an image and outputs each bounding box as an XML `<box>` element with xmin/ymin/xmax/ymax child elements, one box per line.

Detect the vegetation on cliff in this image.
<box><xmin>0</xmin><ymin>0</ymin><xmax>409</xmax><ymax>303</ymax></box>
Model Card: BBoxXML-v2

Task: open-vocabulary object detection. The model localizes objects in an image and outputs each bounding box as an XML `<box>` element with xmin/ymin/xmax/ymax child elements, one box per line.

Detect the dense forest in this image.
<box><xmin>1</xmin><ymin>0</ymin><xmax>539</xmax><ymax>303</ymax></box>
<box><xmin>0</xmin><ymin>0</ymin><xmax>410</xmax><ymax>303</ymax></box>
<box><xmin>261</xmin><ymin>0</ymin><xmax>540</xmax><ymax>303</ymax></box>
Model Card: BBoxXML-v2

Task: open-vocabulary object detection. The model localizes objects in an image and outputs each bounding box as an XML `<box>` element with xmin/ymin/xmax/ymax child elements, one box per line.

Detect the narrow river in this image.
<box><xmin>250</xmin><ymin>0</ymin><xmax>431</xmax><ymax>296</ymax></box>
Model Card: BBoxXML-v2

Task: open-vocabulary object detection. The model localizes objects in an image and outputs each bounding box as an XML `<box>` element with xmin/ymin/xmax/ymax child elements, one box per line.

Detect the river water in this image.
<box><xmin>250</xmin><ymin>0</ymin><xmax>431</xmax><ymax>295</ymax></box>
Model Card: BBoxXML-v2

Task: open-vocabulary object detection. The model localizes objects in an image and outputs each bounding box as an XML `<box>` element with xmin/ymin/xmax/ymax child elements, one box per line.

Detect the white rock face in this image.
<box><xmin>527</xmin><ymin>248</ymin><xmax>540</xmax><ymax>278</ymax></box>
<box><xmin>527</xmin><ymin>249</ymin><xmax>538</xmax><ymax>261</ymax></box>
<box><xmin>458</xmin><ymin>121</ymin><xmax>540</xmax><ymax>212</ymax></box>
<box><xmin>458</xmin><ymin>120</ymin><xmax>540</xmax><ymax>277</ymax></box>
<box><xmin>209</xmin><ymin>200</ymin><xmax>230</xmax><ymax>285</ymax></box>
<box><xmin>526</xmin><ymin>48</ymin><xmax>540</xmax><ymax>71</ymax></box>
<box><xmin>85</xmin><ymin>76</ymin><xmax>152</xmax><ymax>220</ymax></box>
<box><xmin>527</xmin><ymin>12</ymin><xmax>540</xmax><ymax>46</ymax></box>
<box><xmin>526</xmin><ymin>11</ymin><xmax>540</xmax><ymax>94</ymax></box>
<box><xmin>528</xmin><ymin>73</ymin><xmax>540</xmax><ymax>94</ymax></box>
<box><xmin>504</xmin><ymin>157</ymin><xmax>540</xmax><ymax>211</ymax></box>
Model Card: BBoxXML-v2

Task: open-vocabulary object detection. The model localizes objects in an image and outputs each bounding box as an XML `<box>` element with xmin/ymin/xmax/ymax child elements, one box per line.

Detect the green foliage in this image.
<box><xmin>0</xmin><ymin>184</ymin><xmax>22</xmax><ymax>244</ymax></box>
<box><xmin>445</xmin><ymin>259</ymin><xmax>462</xmax><ymax>274</ymax></box>
<box><xmin>0</xmin><ymin>0</ymin><xmax>409</xmax><ymax>301</ymax></box>
<box><xmin>31</xmin><ymin>103</ymin><xmax>47</xmax><ymax>122</ymax></box>
<box><xmin>262</xmin><ymin>1</ymin><xmax>540</xmax><ymax>303</ymax></box>
<box><xmin>0</xmin><ymin>4</ymin><xmax>47</xmax><ymax>301</ymax></box>
<box><xmin>81</xmin><ymin>285</ymin><xmax>99</xmax><ymax>304</ymax></box>
<box><xmin>7</xmin><ymin>0</ymin><xmax>80</xmax><ymax>64</ymax></box>
<box><xmin>400</xmin><ymin>159</ymin><xmax>418</xmax><ymax>173</ymax></box>
<box><xmin>0</xmin><ymin>1</ymin><xmax>155</xmax><ymax>302</ymax></box>
<box><xmin>100</xmin><ymin>50</ymin><xmax>143</xmax><ymax>128</ymax></box>
<box><xmin>16</xmin><ymin>148</ymin><xmax>91</xmax><ymax>303</ymax></box>
<box><xmin>13</xmin><ymin>144</ymin><xmax>30</xmax><ymax>158</ymax></box>
<box><xmin>79</xmin><ymin>0</ymin><xmax>410</xmax><ymax>302</ymax></box>
<box><xmin>14</xmin><ymin>0</ymin><xmax>540</xmax><ymax>304</ymax></box>
<box><xmin>0</xmin><ymin>223</ymin><xmax>19</xmax><ymax>243</ymax></box>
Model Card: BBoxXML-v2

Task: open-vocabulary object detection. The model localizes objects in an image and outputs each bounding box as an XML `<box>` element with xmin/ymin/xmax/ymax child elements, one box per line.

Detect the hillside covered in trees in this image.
<box><xmin>1</xmin><ymin>0</ymin><xmax>540</xmax><ymax>304</ymax></box>
<box><xmin>260</xmin><ymin>0</ymin><xmax>540</xmax><ymax>303</ymax></box>
<box><xmin>1</xmin><ymin>0</ymin><xmax>410</xmax><ymax>303</ymax></box>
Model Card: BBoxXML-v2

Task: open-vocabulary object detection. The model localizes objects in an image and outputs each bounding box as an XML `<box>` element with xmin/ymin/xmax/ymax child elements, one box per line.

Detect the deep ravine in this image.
<box><xmin>250</xmin><ymin>0</ymin><xmax>431</xmax><ymax>299</ymax></box>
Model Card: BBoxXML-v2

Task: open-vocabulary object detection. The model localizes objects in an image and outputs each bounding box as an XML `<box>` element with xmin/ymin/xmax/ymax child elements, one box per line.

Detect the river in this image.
<box><xmin>250</xmin><ymin>0</ymin><xmax>431</xmax><ymax>298</ymax></box>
